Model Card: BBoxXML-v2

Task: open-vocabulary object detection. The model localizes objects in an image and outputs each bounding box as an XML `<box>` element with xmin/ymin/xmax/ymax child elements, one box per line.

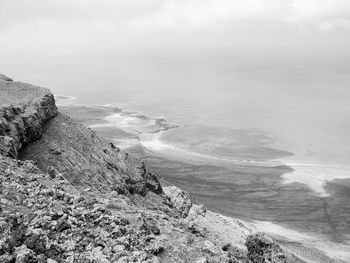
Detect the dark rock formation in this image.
<box><xmin>163</xmin><ymin>186</ymin><xmax>192</xmax><ymax>217</ymax></box>
<box><xmin>0</xmin><ymin>76</ymin><xmax>57</xmax><ymax>157</ymax></box>
<box><xmin>0</xmin><ymin>74</ymin><xmax>161</xmax><ymax>196</ymax></box>
<box><xmin>19</xmin><ymin>112</ymin><xmax>162</xmax><ymax>195</ymax></box>
<box><xmin>246</xmin><ymin>232</ymin><xmax>286</xmax><ymax>263</ymax></box>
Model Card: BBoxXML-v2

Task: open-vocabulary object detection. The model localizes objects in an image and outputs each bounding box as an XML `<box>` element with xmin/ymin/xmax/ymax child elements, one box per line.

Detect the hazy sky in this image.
<box><xmin>1</xmin><ymin>0</ymin><xmax>350</xmax><ymax>57</ymax></box>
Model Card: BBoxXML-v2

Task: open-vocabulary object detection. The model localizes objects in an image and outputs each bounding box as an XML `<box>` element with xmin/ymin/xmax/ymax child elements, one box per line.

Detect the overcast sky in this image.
<box><xmin>1</xmin><ymin>0</ymin><xmax>350</xmax><ymax>57</ymax></box>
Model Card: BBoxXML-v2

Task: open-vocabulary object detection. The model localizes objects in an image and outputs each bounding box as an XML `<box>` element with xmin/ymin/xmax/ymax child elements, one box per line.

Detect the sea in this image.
<box><xmin>4</xmin><ymin>53</ymin><xmax>350</xmax><ymax>262</ymax></box>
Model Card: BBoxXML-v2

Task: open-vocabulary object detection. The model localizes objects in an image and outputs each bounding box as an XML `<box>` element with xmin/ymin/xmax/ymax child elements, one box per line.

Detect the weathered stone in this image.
<box><xmin>36</xmin><ymin>254</ymin><xmax>47</xmax><ymax>263</ymax></box>
<box><xmin>0</xmin><ymin>78</ymin><xmax>58</xmax><ymax>158</ymax></box>
<box><xmin>14</xmin><ymin>245</ymin><xmax>37</xmax><ymax>263</ymax></box>
<box><xmin>0</xmin><ymin>136</ymin><xmax>16</xmax><ymax>158</ymax></box>
<box><xmin>163</xmin><ymin>186</ymin><xmax>192</xmax><ymax>217</ymax></box>
<box><xmin>203</xmin><ymin>240</ymin><xmax>221</xmax><ymax>256</ymax></box>
<box><xmin>24</xmin><ymin>230</ymin><xmax>41</xmax><ymax>249</ymax></box>
<box><xmin>47</xmin><ymin>166</ymin><xmax>57</xmax><ymax>178</ymax></box>
<box><xmin>246</xmin><ymin>232</ymin><xmax>286</xmax><ymax>263</ymax></box>
<box><xmin>140</xmin><ymin>217</ymin><xmax>160</xmax><ymax>236</ymax></box>
<box><xmin>0</xmin><ymin>252</ymin><xmax>13</xmax><ymax>263</ymax></box>
<box><xmin>56</xmin><ymin>220</ymin><xmax>71</xmax><ymax>232</ymax></box>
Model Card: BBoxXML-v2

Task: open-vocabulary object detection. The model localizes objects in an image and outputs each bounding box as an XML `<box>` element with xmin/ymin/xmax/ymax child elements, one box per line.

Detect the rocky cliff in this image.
<box><xmin>0</xmin><ymin>74</ymin><xmax>57</xmax><ymax>158</ymax></box>
<box><xmin>19</xmin><ymin>112</ymin><xmax>162</xmax><ymax>195</ymax></box>
<box><xmin>0</xmin><ymin>75</ymin><xmax>298</xmax><ymax>263</ymax></box>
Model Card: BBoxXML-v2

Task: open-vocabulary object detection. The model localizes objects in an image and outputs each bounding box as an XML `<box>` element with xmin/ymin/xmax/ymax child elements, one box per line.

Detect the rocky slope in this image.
<box><xmin>0</xmin><ymin>74</ymin><xmax>299</xmax><ymax>263</ymax></box>
<box><xmin>19</xmin><ymin>112</ymin><xmax>162</xmax><ymax>195</ymax></box>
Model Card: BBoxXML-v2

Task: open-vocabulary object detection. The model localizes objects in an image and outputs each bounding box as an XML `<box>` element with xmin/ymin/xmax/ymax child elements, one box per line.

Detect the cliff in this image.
<box><xmin>0</xmin><ymin>75</ymin><xmax>298</xmax><ymax>263</ymax></box>
<box><xmin>0</xmin><ymin>74</ymin><xmax>57</xmax><ymax>158</ymax></box>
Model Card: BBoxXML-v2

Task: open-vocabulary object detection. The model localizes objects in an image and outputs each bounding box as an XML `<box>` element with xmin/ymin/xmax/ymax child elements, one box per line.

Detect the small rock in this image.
<box><xmin>56</xmin><ymin>220</ymin><xmax>71</xmax><ymax>232</ymax></box>
<box><xmin>13</xmin><ymin>245</ymin><xmax>37</xmax><ymax>263</ymax></box>
<box><xmin>112</xmin><ymin>244</ymin><xmax>125</xmax><ymax>253</ymax></box>
<box><xmin>48</xmin><ymin>143</ymin><xmax>62</xmax><ymax>155</ymax></box>
<box><xmin>36</xmin><ymin>254</ymin><xmax>47</xmax><ymax>263</ymax></box>
<box><xmin>45</xmin><ymin>243</ymin><xmax>62</xmax><ymax>259</ymax></box>
<box><xmin>47</xmin><ymin>166</ymin><xmax>56</xmax><ymax>178</ymax></box>
<box><xmin>203</xmin><ymin>240</ymin><xmax>220</xmax><ymax>256</ymax></box>
<box><xmin>0</xmin><ymin>253</ymin><xmax>13</xmax><ymax>263</ymax></box>
<box><xmin>140</xmin><ymin>218</ymin><xmax>160</xmax><ymax>236</ymax></box>
<box><xmin>24</xmin><ymin>229</ymin><xmax>41</xmax><ymax>249</ymax></box>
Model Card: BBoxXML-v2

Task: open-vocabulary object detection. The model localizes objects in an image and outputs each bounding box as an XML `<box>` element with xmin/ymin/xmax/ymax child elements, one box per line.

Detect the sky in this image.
<box><xmin>0</xmin><ymin>0</ymin><xmax>350</xmax><ymax>166</ymax></box>
<box><xmin>1</xmin><ymin>0</ymin><xmax>350</xmax><ymax>57</ymax></box>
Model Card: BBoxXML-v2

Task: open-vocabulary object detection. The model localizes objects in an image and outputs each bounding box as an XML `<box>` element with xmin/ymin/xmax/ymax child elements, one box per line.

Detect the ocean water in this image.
<box><xmin>47</xmin><ymin>54</ymin><xmax>350</xmax><ymax>193</ymax></box>
<box><xmin>4</xmin><ymin>53</ymin><xmax>350</xmax><ymax>262</ymax></box>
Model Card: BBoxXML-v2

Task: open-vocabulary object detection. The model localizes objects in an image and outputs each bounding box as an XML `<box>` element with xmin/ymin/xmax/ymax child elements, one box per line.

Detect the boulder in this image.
<box><xmin>163</xmin><ymin>186</ymin><xmax>192</xmax><ymax>217</ymax></box>
<box><xmin>246</xmin><ymin>232</ymin><xmax>286</xmax><ymax>263</ymax></box>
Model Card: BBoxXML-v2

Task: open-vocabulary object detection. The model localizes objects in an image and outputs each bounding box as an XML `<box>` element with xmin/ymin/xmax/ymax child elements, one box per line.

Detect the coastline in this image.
<box><xmin>57</xmin><ymin>98</ymin><xmax>350</xmax><ymax>263</ymax></box>
<box><xmin>2</xmin><ymin>75</ymin><xmax>299</xmax><ymax>263</ymax></box>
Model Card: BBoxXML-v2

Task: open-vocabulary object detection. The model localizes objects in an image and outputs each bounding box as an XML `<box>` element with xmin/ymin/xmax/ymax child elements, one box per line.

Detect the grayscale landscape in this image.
<box><xmin>1</xmin><ymin>1</ymin><xmax>350</xmax><ymax>262</ymax></box>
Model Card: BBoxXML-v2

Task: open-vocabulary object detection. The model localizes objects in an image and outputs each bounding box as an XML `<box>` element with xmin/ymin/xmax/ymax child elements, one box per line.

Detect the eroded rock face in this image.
<box><xmin>19</xmin><ymin>113</ymin><xmax>162</xmax><ymax>195</ymax></box>
<box><xmin>0</xmin><ymin>76</ymin><xmax>58</xmax><ymax>157</ymax></box>
<box><xmin>246</xmin><ymin>232</ymin><xmax>286</xmax><ymax>263</ymax></box>
<box><xmin>0</xmin><ymin>75</ymin><xmax>161</xmax><ymax>196</ymax></box>
<box><xmin>163</xmin><ymin>186</ymin><xmax>192</xmax><ymax>217</ymax></box>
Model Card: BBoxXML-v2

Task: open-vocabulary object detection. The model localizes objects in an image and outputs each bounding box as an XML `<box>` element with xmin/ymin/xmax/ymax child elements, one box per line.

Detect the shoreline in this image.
<box><xmin>140</xmin><ymin>131</ymin><xmax>285</xmax><ymax>167</ymax></box>
<box><xmin>57</xmin><ymin>98</ymin><xmax>350</xmax><ymax>263</ymax></box>
<box><xmin>138</xmin><ymin>145</ymin><xmax>350</xmax><ymax>263</ymax></box>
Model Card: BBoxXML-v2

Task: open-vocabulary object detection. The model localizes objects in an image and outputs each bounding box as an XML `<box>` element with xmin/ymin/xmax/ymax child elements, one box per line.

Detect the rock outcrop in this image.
<box><xmin>163</xmin><ymin>186</ymin><xmax>192</xmax><ymax>217</ymax></box>
<box><xmin>19</xmin><ymin>113</ymin><xmax>162</xmax><ymax>195</ymax></box>
<box><xmin>246</xmin><ymin>233</ymin><xmax>287</xmax><ymax>263</ymax></box>
<box><xmin>0</xmin><ymin>76</ymin><xmax>57</xmax><ymax>158</ymax></box>
<box><xmin>0</xmin><ymin>75</ymin><xmax>161</xmax><ymax>196</ymax></box>
<box><xmin>0</xmin><ymin>74</ymin><xmax>300</xmax><ymax>263</ymax></box>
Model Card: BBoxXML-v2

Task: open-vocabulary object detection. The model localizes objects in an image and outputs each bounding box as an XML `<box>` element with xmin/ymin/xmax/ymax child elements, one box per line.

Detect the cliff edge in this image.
<box><xmin>0</xmin><ymin>75</ymin><xmax>299</xmax><ymax>263</ymax></box>
<box><xmin>0</xmin><ymin>75</ymin><xmax>57</xmax><ymax>158</ymax></box>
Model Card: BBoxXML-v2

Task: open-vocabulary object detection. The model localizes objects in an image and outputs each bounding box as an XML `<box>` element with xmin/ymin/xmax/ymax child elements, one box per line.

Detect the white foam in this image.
<box><xmin>281</xmin><ymin>162</ymin><xmax>350</xmax><ymax>197</ymax></box>
<box><xmin>139</xmin><ymin>132</ymin><xmax>283</xmax><ymax>167</ymax></box>
<box><xmin>105</xmin><ymin>113</ymin><xmax>133</xmax><ymax>126</ymax></box>
<box><xmin>140</xmin><ymin>132</ymin><xmax>169</xmax><ymax>151</ymax></box>
<box><xmin>90</xmin><ymin>113</ymin><xmax>145</xmax><ymax>135</ymax></box>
